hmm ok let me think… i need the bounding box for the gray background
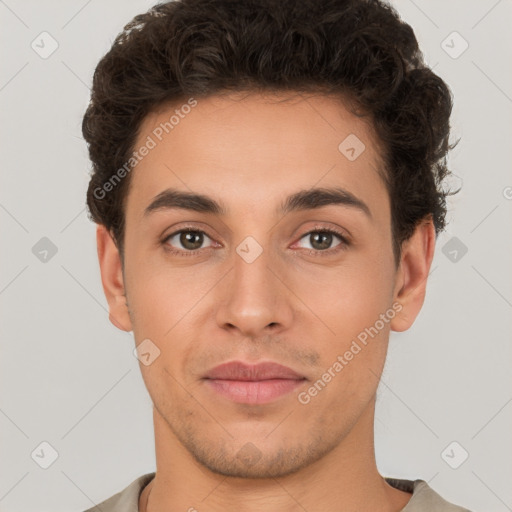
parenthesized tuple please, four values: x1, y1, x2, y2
(1, 1, 511, 511)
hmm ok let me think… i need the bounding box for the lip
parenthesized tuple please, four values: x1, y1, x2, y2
(203, 361, 305, 381)
(202, 361, 307, 404)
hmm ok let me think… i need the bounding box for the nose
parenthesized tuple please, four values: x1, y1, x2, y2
(215, 240, 293, 338)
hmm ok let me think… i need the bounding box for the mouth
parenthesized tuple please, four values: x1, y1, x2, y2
(202, 361, 307, 405)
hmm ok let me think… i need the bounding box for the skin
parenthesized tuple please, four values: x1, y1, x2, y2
(96, 91, 435, 512)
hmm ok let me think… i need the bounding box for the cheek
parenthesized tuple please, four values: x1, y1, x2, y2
(293, 255, 394, 339)
(126, 268, 197, 390)
(294, 265, 393, 411)
(127, 276, 182, 340)
(125, 254, 218, 342)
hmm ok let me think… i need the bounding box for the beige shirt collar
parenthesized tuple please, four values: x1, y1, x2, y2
(83, 472, 472, 512)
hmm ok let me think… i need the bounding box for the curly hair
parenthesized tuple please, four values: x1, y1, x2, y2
(83, 0, 458, 263)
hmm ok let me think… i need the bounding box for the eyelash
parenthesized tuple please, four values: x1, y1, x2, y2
(161, 225, 350, 258)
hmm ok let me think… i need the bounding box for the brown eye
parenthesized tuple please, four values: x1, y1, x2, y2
(164, 230, 213, 251)
(297, 230, 344, 252)
(310, 232, 334, 250)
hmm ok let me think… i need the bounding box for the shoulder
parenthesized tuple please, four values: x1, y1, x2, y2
(385, 477, 473, 512)
(82, 472, 155, 512)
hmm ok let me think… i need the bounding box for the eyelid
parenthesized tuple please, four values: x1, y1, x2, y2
(300, 224, 350, 243)
(161, 221, 216, 240)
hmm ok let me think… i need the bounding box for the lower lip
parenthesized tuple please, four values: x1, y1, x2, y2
(204, 378, 306, 404)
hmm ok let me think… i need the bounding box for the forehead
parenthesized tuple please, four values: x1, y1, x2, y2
(126, 92, 388, 218)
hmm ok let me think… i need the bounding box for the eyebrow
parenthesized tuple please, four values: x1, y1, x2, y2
(143, 186, 372, 219)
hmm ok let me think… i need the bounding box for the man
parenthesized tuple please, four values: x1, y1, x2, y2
(82, 0, 470, 510)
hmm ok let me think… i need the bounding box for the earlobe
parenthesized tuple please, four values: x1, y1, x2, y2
(96, 224, 133, 332)
(390, 218, 436, 333)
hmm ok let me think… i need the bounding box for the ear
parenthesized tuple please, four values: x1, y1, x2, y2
(390, 217, 436, 332)
(96, 224, 133, 332)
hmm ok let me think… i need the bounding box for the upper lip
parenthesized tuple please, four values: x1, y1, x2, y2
(203, 361, 306, 381)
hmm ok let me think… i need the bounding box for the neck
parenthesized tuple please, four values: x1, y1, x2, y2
(140, 396, 411, 512)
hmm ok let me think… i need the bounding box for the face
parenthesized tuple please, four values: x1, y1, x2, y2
(98, 91, 432, 479)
